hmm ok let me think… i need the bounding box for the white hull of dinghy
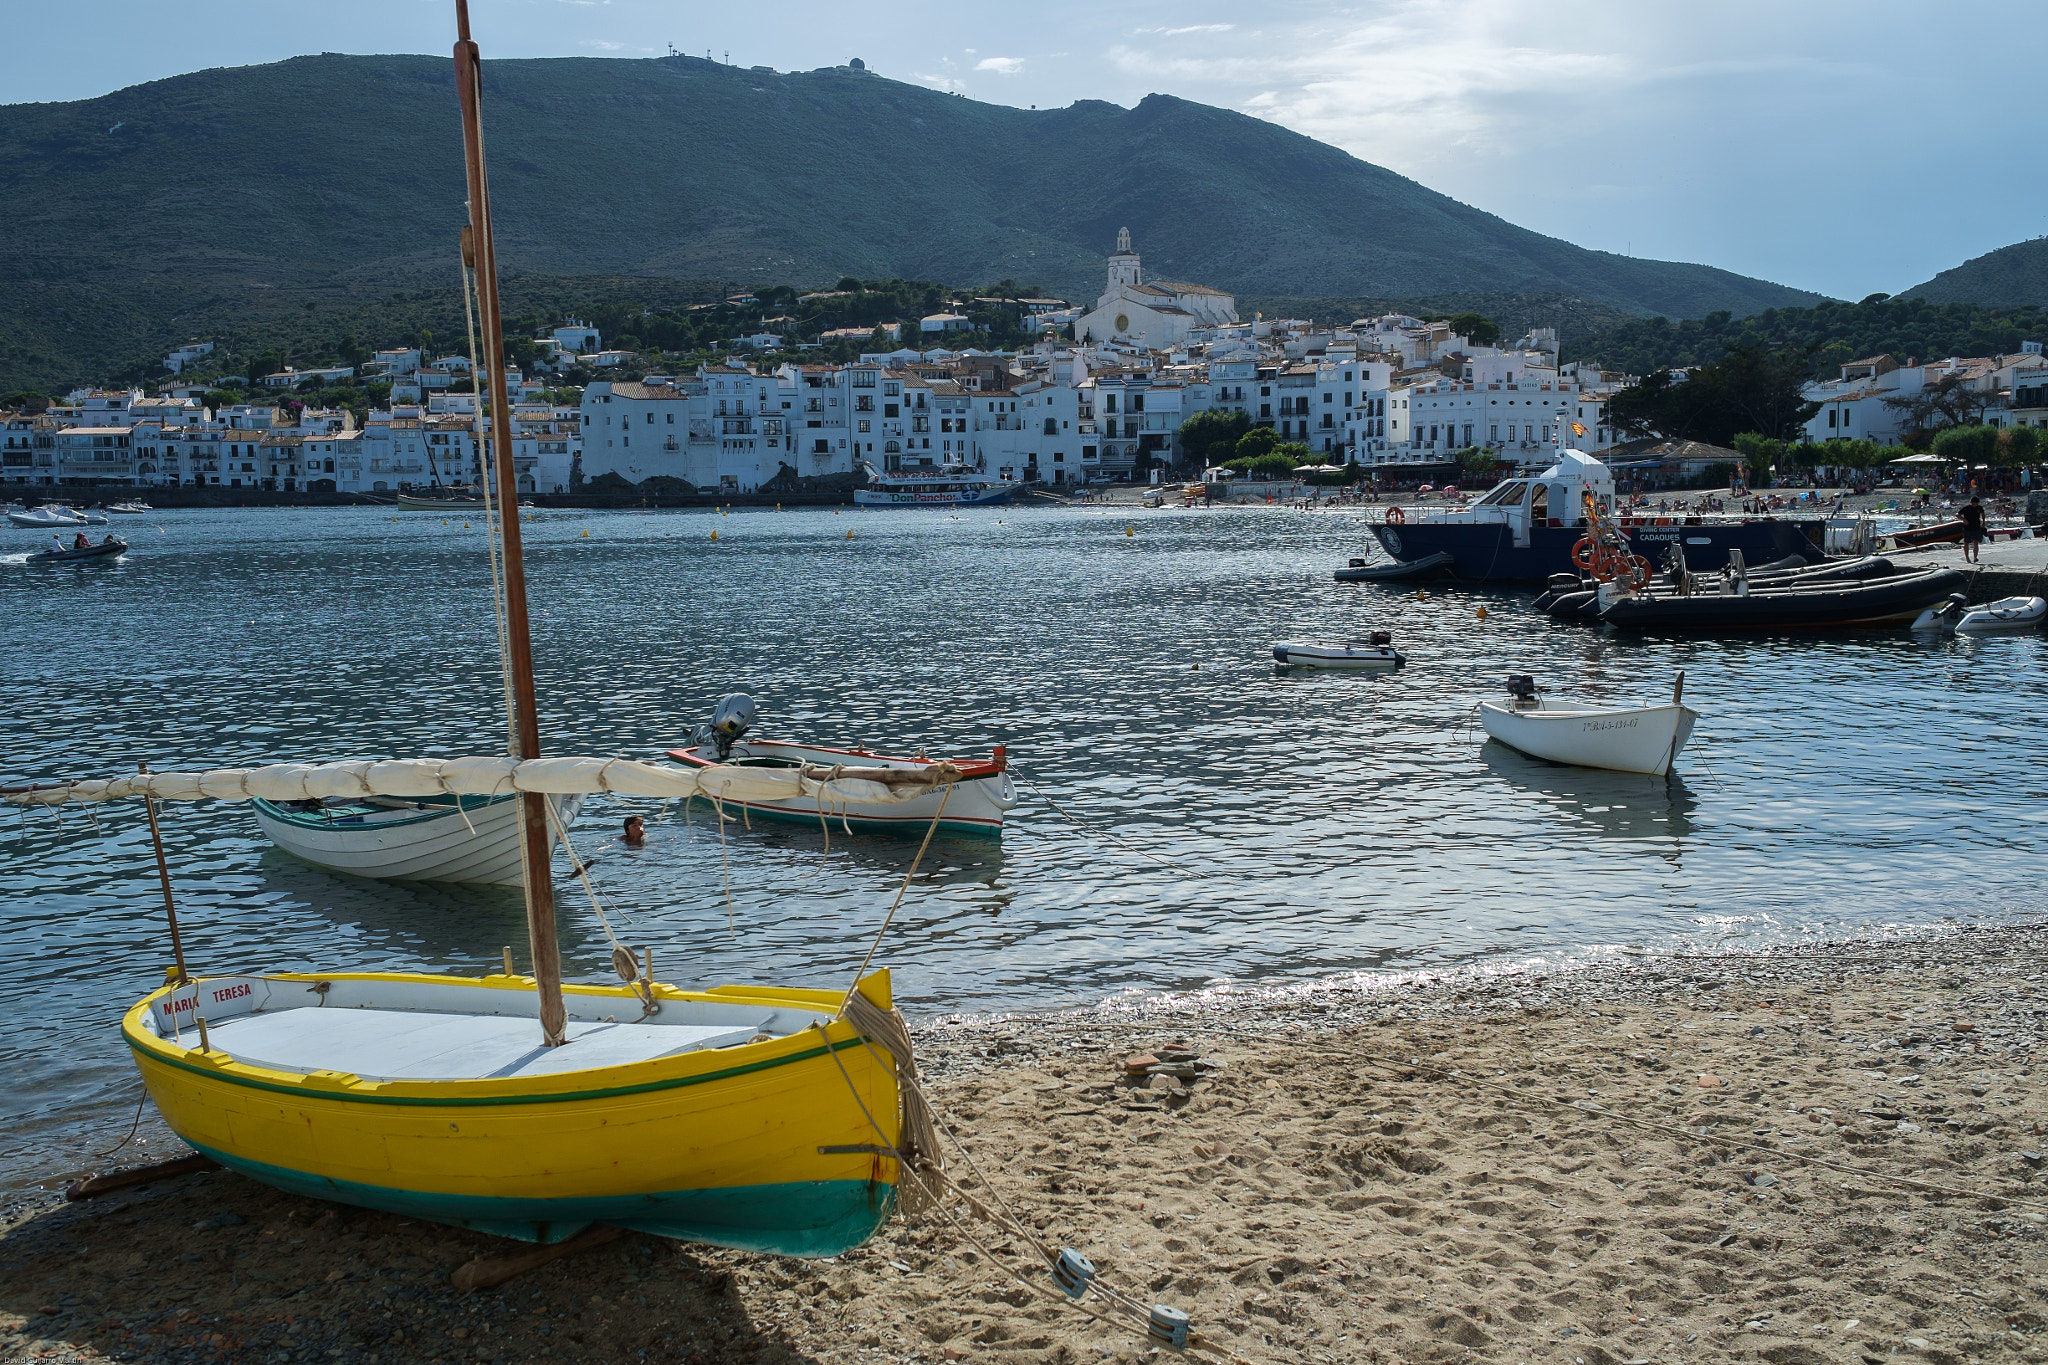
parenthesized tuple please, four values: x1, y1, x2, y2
(1478, 700, 1698, 776)
(253, 794, 583, 886)
(667, 740, 1015, 834)
(1272, 641, 1406, 669)
(1956, 595, 2047, 634)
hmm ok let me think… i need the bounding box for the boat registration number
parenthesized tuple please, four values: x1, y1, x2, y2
(1580, 718, 1638, 731)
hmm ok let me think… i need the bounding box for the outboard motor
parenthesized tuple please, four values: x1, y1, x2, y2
(702, 693, 756, 761)
(1368, 630, 1393, 647)
(1505, 673, 1539, 707)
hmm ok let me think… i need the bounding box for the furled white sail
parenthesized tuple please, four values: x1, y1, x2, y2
(2, 757, 948, 809)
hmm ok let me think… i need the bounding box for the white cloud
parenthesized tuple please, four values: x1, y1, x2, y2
(1131, 24, 1234, 36)
(914, 71, 968, 92)
(974, 56, 1024, 74)
(582, 39, 626, 51)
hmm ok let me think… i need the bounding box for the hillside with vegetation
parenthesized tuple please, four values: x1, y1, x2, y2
(1901, 239, 2048, 307)
(0, 52, 1824, 391)
(1572, 296, 2048, 379)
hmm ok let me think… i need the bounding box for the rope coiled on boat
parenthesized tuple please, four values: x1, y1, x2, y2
(838, 989, 943, 1214)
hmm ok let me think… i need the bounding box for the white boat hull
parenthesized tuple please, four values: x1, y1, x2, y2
(1956, 595, 2046, 634)
(1478, 700, 1699, 777)
(8, 508, 84, 527)
(852, 485, 1013, 507)
(1272, 640, 1406, 669)
(669, 740, 1015, 833)
(253, 794, 583, 886)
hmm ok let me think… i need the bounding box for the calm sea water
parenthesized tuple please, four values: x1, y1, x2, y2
(1, 502, 2042, 1185)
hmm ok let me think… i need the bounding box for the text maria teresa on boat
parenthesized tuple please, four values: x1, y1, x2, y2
(1369, 451, 1823, 581)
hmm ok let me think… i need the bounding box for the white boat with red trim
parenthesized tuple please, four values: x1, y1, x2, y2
(667, 695, 1015, 835)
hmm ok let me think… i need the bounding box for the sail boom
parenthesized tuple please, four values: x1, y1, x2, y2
(2, 758, 952, 809)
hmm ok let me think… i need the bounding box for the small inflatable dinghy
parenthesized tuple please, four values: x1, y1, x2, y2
(1912, 593, 2046, 634)
(1957, 595, 2046, 634)
(1272, 632, 1406, 669)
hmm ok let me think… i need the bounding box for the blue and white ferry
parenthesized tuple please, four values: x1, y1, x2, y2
(1369, 450, 1826, 581)
(853, 462, 1016, 508)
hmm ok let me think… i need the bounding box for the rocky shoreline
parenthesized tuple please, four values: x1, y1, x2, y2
(2, 922, 2043, 1365)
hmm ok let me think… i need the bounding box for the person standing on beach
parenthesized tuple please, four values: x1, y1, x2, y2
(1960, 496, 1986, 563)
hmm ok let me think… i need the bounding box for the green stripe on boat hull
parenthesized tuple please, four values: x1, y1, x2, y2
(187, 1141, 896, 1254)
(724, 799, 1001, 838)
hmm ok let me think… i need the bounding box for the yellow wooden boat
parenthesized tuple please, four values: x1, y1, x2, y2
(0, 4, 947, 1263)
(127, 968, 904, 1252)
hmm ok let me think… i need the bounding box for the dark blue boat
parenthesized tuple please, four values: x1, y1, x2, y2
(1366, 452, 1823, 582)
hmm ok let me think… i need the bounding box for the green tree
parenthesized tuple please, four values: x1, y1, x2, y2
(1229, 451, 1299, 478)
(202, 388, 239, 412)
(1446, 313, 1500, 347)
(1233, 426, 1280, 462)
(1456, 446, 1501, 481)
(1998, 425, 2042, 467)
(1608, 345, 1818, 445)
(1930, 424, 1999, 467)
(1175, 409, 1250, 470)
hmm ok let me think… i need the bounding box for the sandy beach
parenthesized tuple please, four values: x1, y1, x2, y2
(3, 924, 2043, 1365)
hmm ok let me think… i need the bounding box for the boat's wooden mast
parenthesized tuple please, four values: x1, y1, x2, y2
(454, 0, 567, 1047)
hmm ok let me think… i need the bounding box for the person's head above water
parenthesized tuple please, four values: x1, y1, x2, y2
(621, 815, 646, 844)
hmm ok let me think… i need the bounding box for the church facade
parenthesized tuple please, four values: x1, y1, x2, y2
(1073, 229, 1239, 350)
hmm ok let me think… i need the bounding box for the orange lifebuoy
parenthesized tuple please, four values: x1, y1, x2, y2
(1570, 537, 1598, 570)
(1385, 506, 1406, 524)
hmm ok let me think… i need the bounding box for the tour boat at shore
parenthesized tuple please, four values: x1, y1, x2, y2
(853, 462, 1015, 508)
(1366, 451, 1825, 582)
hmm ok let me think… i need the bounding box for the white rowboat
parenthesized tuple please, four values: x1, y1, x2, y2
(1478, 694, 1699, 776)
(668, 739, 1015, 835)
(1271, 638, 1407, 669)
(253, 791, 584, 886)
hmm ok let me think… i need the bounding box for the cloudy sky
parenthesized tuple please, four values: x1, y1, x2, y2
(12, 0, 2036, 302)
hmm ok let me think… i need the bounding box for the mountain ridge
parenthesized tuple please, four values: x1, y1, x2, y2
(0, 53, 1827, 390)
(1900, 238, 2048, 307)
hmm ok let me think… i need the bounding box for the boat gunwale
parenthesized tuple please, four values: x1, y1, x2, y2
(252, 791, 518, 831)
(123, 970, 883, 1107)
(666, 740, 1005, 780)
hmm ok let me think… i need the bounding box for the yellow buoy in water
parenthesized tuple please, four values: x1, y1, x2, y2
(1476, 606, 1488, 620)
(711, 529, 719, 541)
(846, 529, 854, 540)
(1126, 526, 1135, 537)
(581, 529, 590, 537)
(1416, 590, 1430, 601)
(463, 522, 471, 529)
(442, 519, 449, 526)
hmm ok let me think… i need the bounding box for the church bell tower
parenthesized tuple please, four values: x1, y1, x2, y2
(1106, 226, 1141, 291)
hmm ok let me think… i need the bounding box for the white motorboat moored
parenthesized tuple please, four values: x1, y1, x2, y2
(1272, 632, 1406, 669)
(253, 791, 584, 885)
(8, 506, 86, 528)
(668, 695, 1015, 834)
(1477, 673, 1699, 777)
